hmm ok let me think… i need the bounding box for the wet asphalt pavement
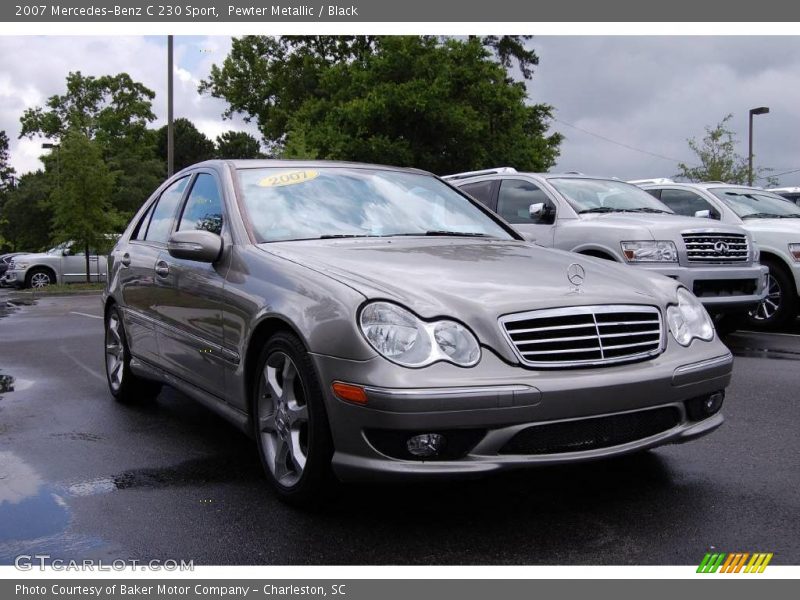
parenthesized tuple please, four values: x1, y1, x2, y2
(0, 289, 798, 565)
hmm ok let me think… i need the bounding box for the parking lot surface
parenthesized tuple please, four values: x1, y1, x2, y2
(0, 289, 798, 565)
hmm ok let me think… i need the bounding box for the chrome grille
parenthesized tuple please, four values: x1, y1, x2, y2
(682, 232, 749, 263)
(500, 305, 663, 368)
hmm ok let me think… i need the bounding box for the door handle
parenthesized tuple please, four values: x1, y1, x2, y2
(120, 253, 131, 268)
(154, 260, 170, 278)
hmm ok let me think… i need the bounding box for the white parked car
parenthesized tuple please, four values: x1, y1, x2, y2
(2, 241, 110, 288)
(638, 181, 800, 327)
(768, 187, 800, 206)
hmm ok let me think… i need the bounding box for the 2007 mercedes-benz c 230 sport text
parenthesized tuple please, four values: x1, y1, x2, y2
(103, 160, 733, 503)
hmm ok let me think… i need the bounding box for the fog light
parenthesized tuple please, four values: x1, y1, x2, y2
(406, 433, 445, 458)
(685, 390, 724, 421)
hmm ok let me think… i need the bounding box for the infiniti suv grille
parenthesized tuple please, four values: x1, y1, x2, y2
(682, 232, 749, 263)
(500, 305, 663, 368)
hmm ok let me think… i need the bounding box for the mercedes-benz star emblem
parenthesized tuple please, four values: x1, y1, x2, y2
(567, 263, 586, 287)
(714, 241, 730, 255)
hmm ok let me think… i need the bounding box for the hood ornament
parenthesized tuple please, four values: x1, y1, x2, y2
(567, 263, 586, 293)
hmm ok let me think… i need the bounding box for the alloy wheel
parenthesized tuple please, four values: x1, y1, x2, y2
(105, 313, 125, 392)
(30, 272, 51, 288)
(750, 272, 782, 321)
(257, 351, 309, 488)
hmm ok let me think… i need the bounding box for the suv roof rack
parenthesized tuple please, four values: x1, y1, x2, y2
(627, 178, 674, 185)
(441, 167, 517, 181)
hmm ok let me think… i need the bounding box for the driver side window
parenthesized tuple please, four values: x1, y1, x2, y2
(659, 189, 720, 219)
(497, 179, 556, 225)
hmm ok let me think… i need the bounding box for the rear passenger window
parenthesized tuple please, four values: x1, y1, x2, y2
(132, 203, 155, 241)
(460, 180, 495, 207)
(144, 177, 190, 243)
(659, 189, 719, 219)
(178, 174, 224, 235)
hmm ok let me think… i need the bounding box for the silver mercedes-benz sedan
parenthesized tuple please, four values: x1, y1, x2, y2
(103, 160, 732, 503)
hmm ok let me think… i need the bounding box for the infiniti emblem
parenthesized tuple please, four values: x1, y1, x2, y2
(713, 241, 730, 255)
(567, 263, 586, 287)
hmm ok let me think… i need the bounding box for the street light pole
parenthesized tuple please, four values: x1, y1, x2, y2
(748, 106, 770, 186)
(167, 35, 175, 177)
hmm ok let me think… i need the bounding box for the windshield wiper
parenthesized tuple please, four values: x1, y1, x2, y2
(578, 207, 619, 214)
(318, 234, 376, 239)
(619, 207, 673, 214)
(741, 212, 783, 219)
(385, 231, 494, 238)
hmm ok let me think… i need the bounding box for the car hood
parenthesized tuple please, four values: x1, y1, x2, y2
(6, 252, 54, 264)
(262, 237, 678, 320)
(580, 213, 746, 238)
(740, 219, 800, 247)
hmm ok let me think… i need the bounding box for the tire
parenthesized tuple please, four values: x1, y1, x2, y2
(747, 260, 799, 329)
(26, 267, 54, 289)
(252, 331, 335, 505)
(104, 305, 162, 403)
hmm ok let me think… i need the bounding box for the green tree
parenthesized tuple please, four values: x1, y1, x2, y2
(157, 118, 216, 171)
(677, 114, 775, 185)
(199, 35, 562, 173)
(0, 170, 54, 252)
(19, 72, 162, 219)
(216, 130, 262, 159)
(0, 130, 15, 190)
(49, 131, 119, 282)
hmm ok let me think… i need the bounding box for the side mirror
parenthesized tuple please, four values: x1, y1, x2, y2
(62, 248, 72, 256)
(167, 230, 223, 263)
(694, 209, 711, 218)
(529, 203, 545, 218)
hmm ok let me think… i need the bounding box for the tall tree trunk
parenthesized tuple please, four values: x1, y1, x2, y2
(85, 241, 91, 283)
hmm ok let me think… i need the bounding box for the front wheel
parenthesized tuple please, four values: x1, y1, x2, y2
(253, 332, 335, 504)
(747, 261, 798, 329)
(26, 268, 54, 288)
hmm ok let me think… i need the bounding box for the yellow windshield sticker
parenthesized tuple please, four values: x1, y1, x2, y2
(258, 170, 320, 188)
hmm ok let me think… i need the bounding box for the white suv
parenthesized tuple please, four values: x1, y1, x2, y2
(768, 187, 800, 206)
(638, 181, 800, 328)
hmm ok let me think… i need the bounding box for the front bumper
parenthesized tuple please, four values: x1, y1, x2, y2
(312, 340, 733, 482)
(636, 263, 768, 311)
(0, 270, 23, 288)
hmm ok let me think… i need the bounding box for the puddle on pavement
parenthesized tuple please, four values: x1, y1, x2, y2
(0, 298, 35, 320)
(62, 454, 261, 498)
(0, 451, 108, 563)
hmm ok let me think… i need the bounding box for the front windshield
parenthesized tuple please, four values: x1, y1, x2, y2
(237, 167, 514, 242)
(709, 188, 800, 219)
(46, 241, 70, 254)
(548, 178, 674, 214)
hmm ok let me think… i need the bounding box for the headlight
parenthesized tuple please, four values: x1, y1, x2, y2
(753, 244, 760, 262)
(788, 243, 800, 262)
(666, 288, 714, 346)
(11, 262, 27, 269)
(359, 301, 481, 367)
(621, 241, 678, 262)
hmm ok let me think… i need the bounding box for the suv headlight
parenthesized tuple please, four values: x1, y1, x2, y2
(10, 261, 27, 269)
(359, 301, 481, 367)
(788, 243, 800, 261)
(666, 288, 714, 346)
(621, 241, 678, 262)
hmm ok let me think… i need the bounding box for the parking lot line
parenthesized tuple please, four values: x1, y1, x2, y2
(70, 311, 102, 320)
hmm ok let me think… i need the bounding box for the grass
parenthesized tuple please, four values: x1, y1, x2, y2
(10, 282, 105, 296)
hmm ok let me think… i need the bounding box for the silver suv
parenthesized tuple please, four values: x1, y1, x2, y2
(104, 160, 732, 503)
(2, 241, 110, 288)
(447, 169, 767, 320)
(638, 181, 800, 327)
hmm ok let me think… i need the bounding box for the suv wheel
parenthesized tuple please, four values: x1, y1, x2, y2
(747, 260, 798, 329)
(26, 268, 54, 288)
(105, 305, 162, 403)
(253, 332, 335, 504)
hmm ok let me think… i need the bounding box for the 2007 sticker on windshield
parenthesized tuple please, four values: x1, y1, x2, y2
(259, 170, 320, 187)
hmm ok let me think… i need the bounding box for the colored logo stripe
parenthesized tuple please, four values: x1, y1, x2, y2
(697, 552, 773, 573)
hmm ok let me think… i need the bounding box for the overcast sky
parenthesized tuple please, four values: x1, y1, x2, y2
(1, 35, 799, 186)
